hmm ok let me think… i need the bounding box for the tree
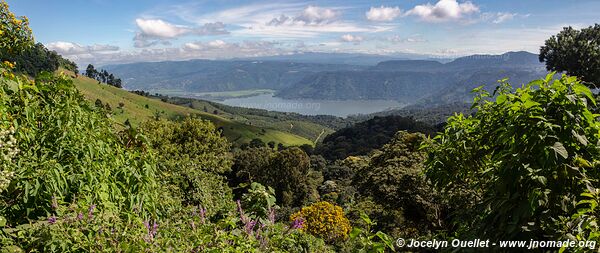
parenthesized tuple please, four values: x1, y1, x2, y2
(232, 147, 322, 209)
(85, 64, 97, 79)
(140, 118, 234, 214)
(540, 24, 600, 87)
(426, 74, 600, 241)
(249, 138, 265, 148)
(94, 98, 103, 108)
(354, 131, 444, 236)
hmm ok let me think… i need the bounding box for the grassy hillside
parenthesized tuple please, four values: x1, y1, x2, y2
(70, 73, 313, 147)
(155, 97, 337, 142)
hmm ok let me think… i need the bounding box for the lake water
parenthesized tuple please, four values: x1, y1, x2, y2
(215, 94, 406, 117)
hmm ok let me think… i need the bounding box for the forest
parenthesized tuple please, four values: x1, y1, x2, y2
(1, 1, 600, 252)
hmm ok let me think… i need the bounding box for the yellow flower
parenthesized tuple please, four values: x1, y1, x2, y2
(290, 201, 351, 242)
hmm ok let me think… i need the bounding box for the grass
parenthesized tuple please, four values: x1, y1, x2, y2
(69, 73, 313, 147)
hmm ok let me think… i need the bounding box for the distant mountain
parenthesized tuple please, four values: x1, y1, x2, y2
(277, 71, 451, 102)
(104, 60, 364, 92)
(278, 51, 546, 102)
(239, 52, 456, 65)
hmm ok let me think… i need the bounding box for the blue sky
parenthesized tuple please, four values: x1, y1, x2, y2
(7, 0, 600, 66)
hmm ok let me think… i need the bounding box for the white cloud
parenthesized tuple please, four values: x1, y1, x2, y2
(405, 0, 479, 23)
(207, 39, 227, 48)
(295, 5, 340, 24)
(493, 12, 516, 24)
(340, 34, 364, 43)
(365, 6, 403, 22)
(135, 19, 188, 38)
(165, 3, 386, 39)
(133, 18, 228, 48)
(387, 35, 427, 43)
(46, 41, 119, 55)
(266, 5, 340, 26)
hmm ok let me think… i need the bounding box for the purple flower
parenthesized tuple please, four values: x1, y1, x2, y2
(51, 196, 58, 209)
(244, 220, 257, 235)
(48, 215, 57, 225)
(199, 206, 207, 224)
(291, 218, 305, 229)
(268, 208, 276, 224)
(143, 220, 159, 242)
(88, 204, 96, 219)
(76, 212, 83, 221)
(152, 222, 158, 236)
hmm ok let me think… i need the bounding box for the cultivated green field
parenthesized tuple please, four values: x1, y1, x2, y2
(71, 73, 313, 147)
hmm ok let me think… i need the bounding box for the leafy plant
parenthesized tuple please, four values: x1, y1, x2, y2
(241, 182, 278, 224)
(342, 213, 395, 253)
(425, 74, 600, 241)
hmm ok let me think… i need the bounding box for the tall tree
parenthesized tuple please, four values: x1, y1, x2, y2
(540, 24, 600, 88)
(85, 64, 96, 79)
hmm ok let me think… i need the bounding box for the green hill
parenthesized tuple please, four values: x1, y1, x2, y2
(71, 73, 313, 147)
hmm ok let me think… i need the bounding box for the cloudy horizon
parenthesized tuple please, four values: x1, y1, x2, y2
(8, 0, 600, 66)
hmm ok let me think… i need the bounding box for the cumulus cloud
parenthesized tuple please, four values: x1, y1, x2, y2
(46, 41, 119, 55)
(340, 34, 364, 43)
(266, 5, 340, 26)
(133, 18, 229, 48)
(405, 0, 479, 22)
(365, 6, 403, 22)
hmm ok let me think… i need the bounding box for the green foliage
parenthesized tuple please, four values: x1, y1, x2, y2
(0, 1, 33, 58)
(316, 115, 437, 161)
(340, 213, 396, 253)
(241, 182, 278, 224)
(3, 204, 334, 253)
(1, 43, 77, 76)
(540, 24, 600, 87)
(0, 71, 161, 225)
(425, 74, 600, 241)
(354, 131, 445, 236)
(232, 147, 322, 209)
(140, 118, 234, 216)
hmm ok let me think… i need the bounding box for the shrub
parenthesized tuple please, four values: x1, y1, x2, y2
(0, 71, 162, 225)
(290, 201, 351, 242)
(425, 74, 600, 241)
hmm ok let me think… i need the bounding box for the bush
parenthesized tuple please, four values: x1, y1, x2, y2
(0, 71, 162, 225)
(290, 201, 351, 242)
(426, 74, 600, 241)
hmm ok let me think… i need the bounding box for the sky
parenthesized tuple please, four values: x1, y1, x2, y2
(6, 0, 600, 66)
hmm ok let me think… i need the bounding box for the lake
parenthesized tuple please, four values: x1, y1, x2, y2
(215, 93, 406, 117)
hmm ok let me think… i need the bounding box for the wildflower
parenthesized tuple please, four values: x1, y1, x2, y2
(199, 206, 206, 224)
(143, 220, 159, 242)
(245, 220, 257, 235)
(76, 212, 83, 221)
(268, 207, 276, 224)
(88, 204, 96, 219)
(291, 217, 305, 229)
(51, 196, 58, 209)
(48, 215, 57, 225)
